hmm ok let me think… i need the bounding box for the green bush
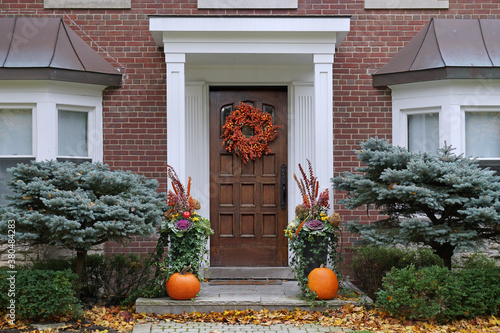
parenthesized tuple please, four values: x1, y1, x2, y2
(460, 252, 499, 270)
(351, 245, 443, 300)
(26, 253, 153, 305)
(450, 268, 500, 318)
(376, 265, 452, 320)
(100, 253, 153, 305)
(30, 257, 73, 271)
(376, 265, 500, 321)
(0, 268, 82, 321)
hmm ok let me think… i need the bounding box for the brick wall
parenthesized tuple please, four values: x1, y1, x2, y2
(2, 0, 500, 265)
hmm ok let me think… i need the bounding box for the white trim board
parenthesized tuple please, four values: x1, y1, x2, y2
(44, 0, 131, 8)
(365, 0, 449, 9)
(198, 0, 298, 9)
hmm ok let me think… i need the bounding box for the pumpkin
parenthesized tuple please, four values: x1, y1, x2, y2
(166, 265, 201, 300)
(307, 264, 339, 300)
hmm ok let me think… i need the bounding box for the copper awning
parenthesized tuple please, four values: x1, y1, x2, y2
(372, 18, 500, 87)
(0, 17, 122, 86)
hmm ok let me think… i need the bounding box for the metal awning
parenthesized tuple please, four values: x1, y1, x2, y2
(0, 17, 122, 86)
(372, 18, 500, 87)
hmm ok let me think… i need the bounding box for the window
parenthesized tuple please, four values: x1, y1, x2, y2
(465, 111, 500, 158)
(0, 109, 32, 156)
(0, 108, 35, 206)
(58, 110, 89, 159)
(364, 0, 449, 9)
(408, 112, 439, 153)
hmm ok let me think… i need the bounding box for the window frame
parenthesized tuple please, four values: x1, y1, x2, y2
(399, 107, 441, 152)
(56, 105, 95, 161)
(461, 106, 500, 161)
(0, 104, 36, 206)
(0, 104, 36, 159)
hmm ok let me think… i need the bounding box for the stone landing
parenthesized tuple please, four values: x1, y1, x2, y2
(135, 280, 370, 315)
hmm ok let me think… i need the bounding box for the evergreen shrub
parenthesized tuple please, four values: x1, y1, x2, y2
(376, 265, 500, 321)
(99, 253, 153, 305)
(451, 267, 500, 318)
(333, 138, 500, 269)
(351, 245, 443, 300)
(460, 252, 499, 270)
(27, 253, 152, 305)
(0, 160, 167, 295)
(0, 268, 82, 321)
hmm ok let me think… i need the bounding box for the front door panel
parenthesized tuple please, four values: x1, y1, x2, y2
(209, 87, 288, 267)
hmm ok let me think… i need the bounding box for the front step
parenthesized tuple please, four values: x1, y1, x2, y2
(135, 281, 369, 315)
(202, 267, 294, 280)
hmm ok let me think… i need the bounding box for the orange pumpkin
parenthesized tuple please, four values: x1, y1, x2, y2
(166, 267, 200, 300)
(307, 264, 339, 300)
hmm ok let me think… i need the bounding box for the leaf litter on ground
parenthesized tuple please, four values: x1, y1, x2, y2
(1, 304, 499, 333)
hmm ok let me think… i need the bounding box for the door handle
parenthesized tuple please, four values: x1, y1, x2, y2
(280, 164, 287, 211)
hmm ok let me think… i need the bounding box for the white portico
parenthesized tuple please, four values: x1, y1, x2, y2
(149, 15, 350, 225)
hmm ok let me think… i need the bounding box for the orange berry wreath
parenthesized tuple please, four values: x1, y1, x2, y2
(221, 102, 281, 164)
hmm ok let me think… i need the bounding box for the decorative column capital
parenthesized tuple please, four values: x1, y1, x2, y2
(313, 54, 334, 64)
(165, 53, 186, 63)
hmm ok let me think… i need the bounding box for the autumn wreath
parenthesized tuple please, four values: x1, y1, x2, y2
(221, 102, 281, 163)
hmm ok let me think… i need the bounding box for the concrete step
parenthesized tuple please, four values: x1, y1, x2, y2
(135, 281, 371, 315)
(202, 267, 295, 280)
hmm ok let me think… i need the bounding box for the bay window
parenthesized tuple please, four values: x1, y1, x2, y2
(0, 81, 104, 206)
(391, 80, 500, 174)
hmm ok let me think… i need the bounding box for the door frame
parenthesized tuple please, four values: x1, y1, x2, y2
(184, 80, 322, 267)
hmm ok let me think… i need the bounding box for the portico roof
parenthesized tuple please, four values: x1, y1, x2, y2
(372, 18, 500, 87)
(149, 16, 350, 66)
(0, 17, 122, 86)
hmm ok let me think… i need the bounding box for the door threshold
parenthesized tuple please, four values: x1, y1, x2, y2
(203, 267, 294, 280)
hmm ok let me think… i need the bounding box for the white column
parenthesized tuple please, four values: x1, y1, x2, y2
(290, 82, 314, 210)
(36, 102, 57, 161)
(185, 81, 210, 217)
(166, 53, 186, 181)
(313, 54, 334, 202)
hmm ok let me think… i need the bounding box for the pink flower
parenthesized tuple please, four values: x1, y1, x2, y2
(305, 219, 324, 230)
(175, 219, 192, 231)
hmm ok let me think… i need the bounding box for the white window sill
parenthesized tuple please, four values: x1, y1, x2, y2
(198, 0, 298, 9)
(365, 0, 449, 9)
(44, 0, 131, 9)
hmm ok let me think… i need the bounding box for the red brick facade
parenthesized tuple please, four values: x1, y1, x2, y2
(2, 0, 499, 263)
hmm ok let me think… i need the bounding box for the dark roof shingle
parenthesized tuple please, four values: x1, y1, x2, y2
(0, 17, 122, 86)
(372, 18, 500, 87)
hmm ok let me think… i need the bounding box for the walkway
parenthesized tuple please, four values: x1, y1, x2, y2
(134, 322, 350, 332)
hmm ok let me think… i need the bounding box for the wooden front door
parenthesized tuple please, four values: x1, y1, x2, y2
(209, 87, 288, 267)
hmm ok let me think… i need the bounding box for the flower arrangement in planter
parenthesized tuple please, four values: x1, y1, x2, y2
(284, 160, 342, 302)
(157, 165, 214, 298)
